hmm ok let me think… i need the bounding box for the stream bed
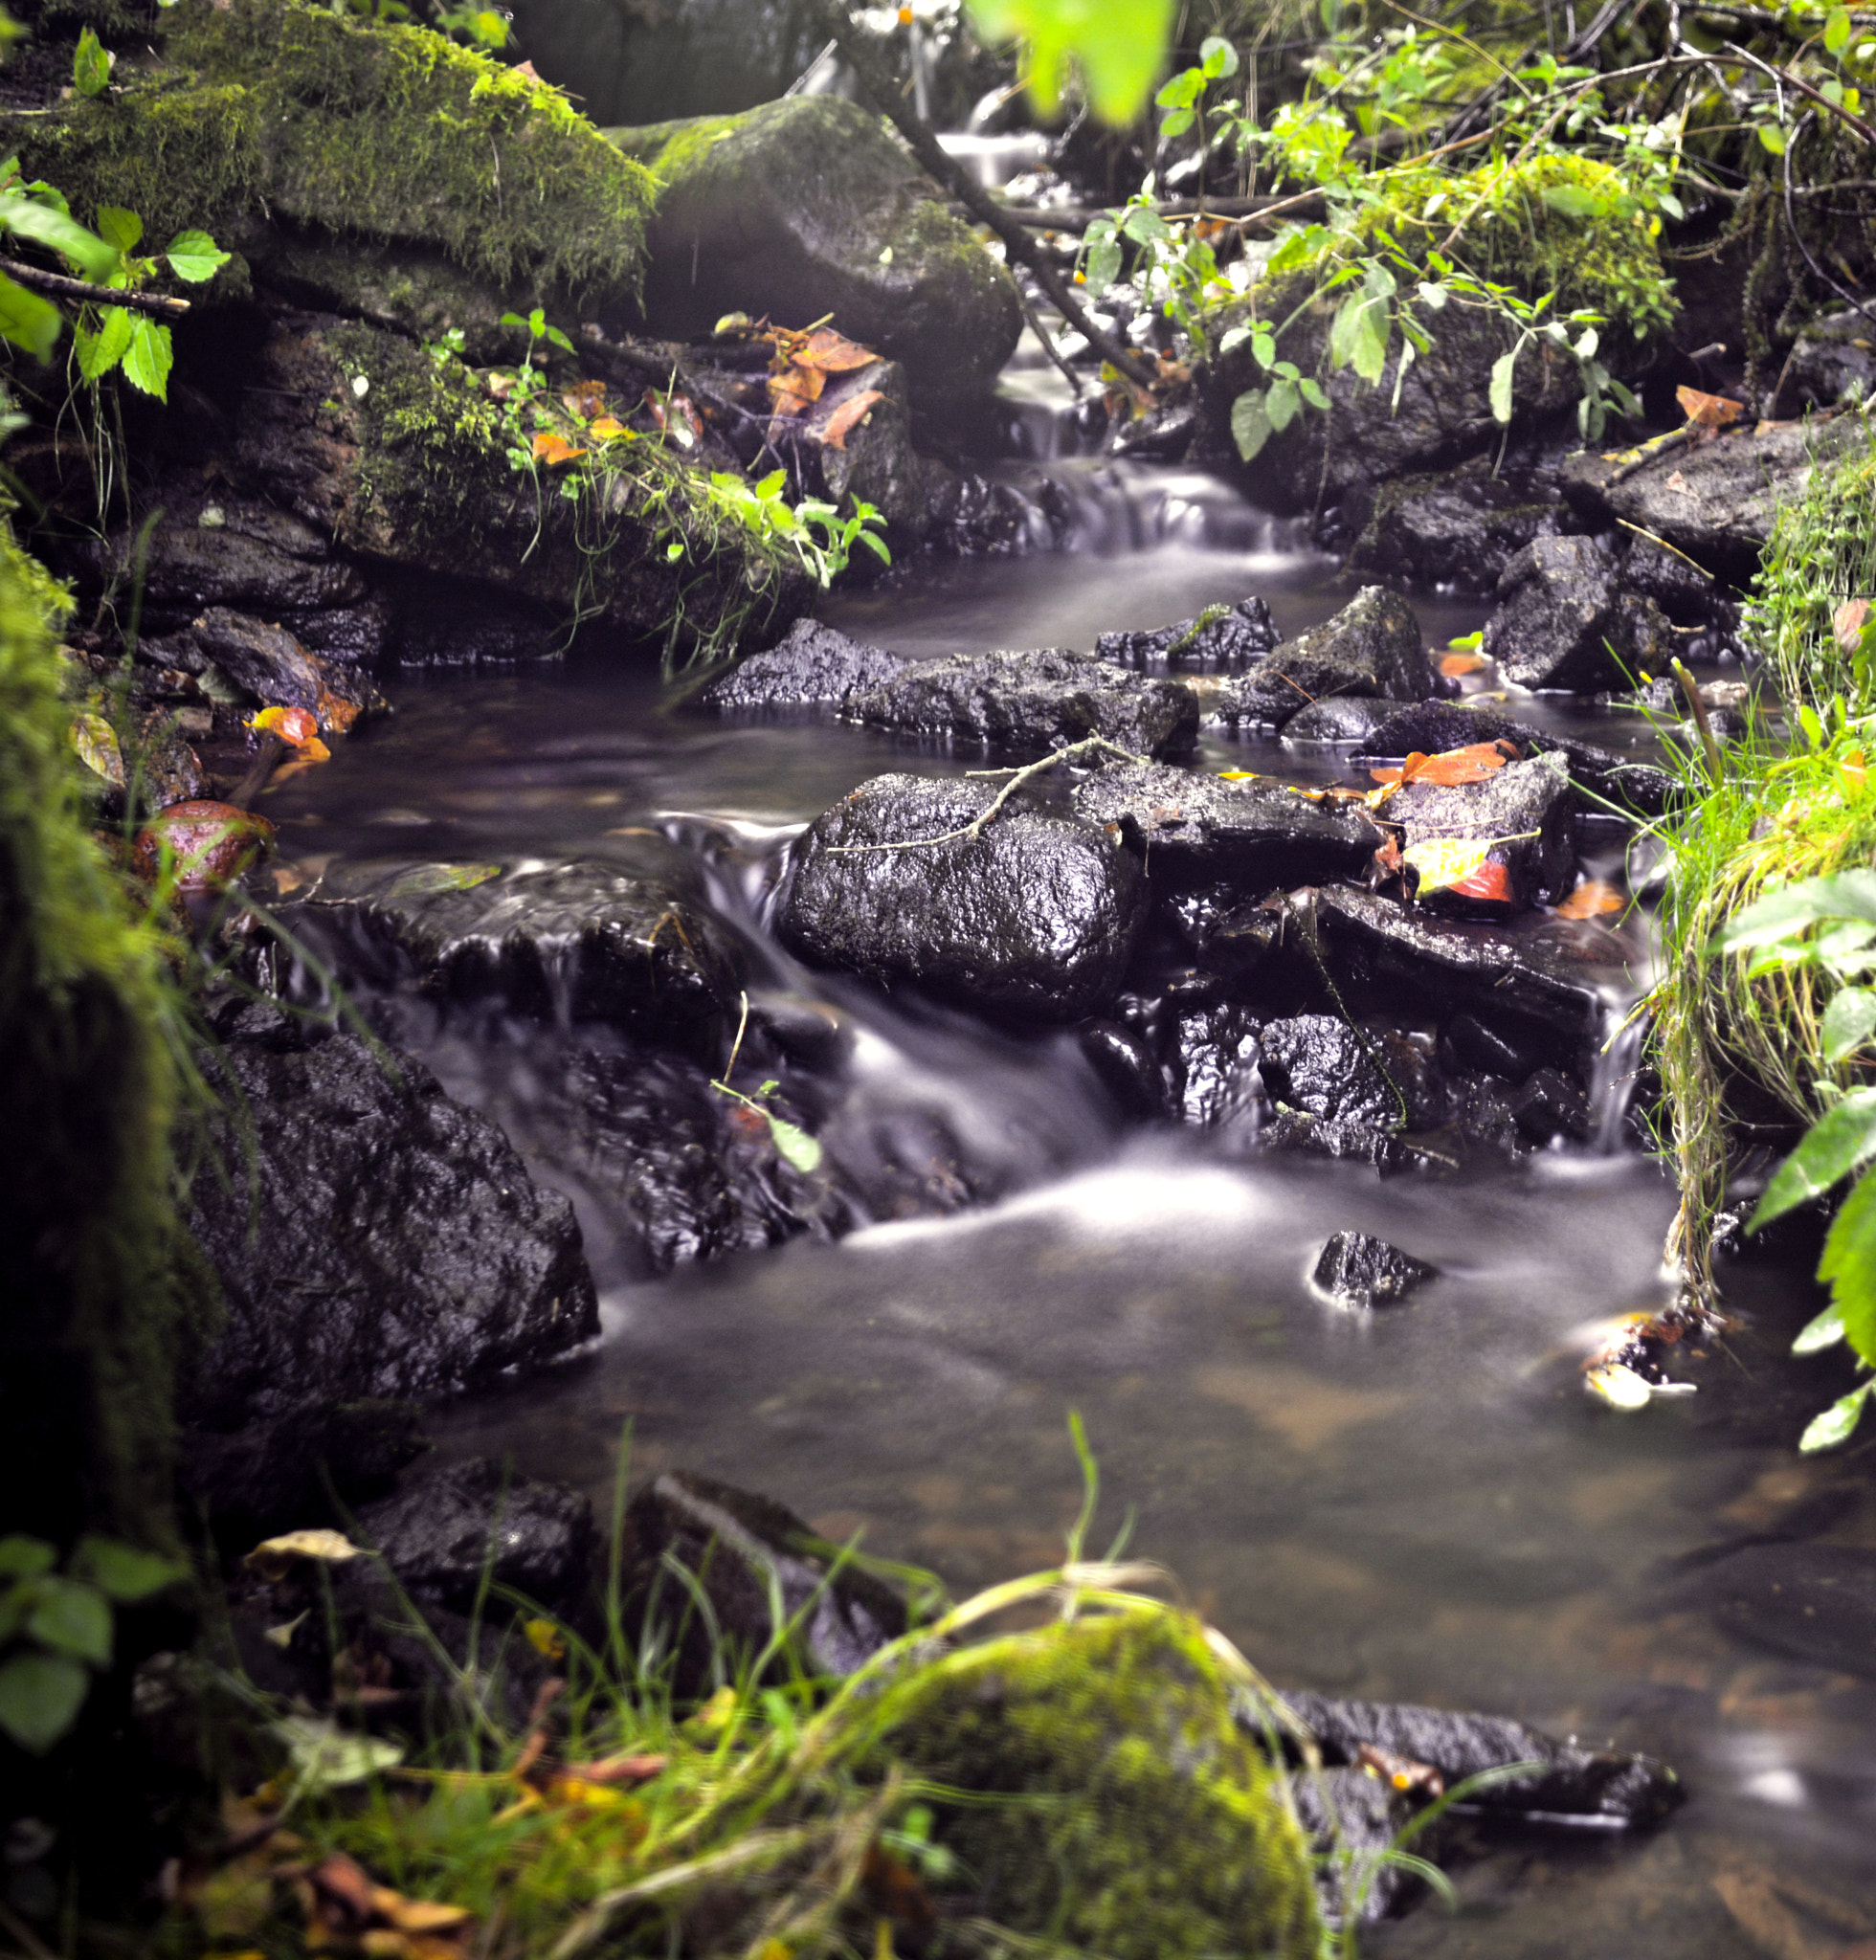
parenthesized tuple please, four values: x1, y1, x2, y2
(257, 460, 1876, 1958)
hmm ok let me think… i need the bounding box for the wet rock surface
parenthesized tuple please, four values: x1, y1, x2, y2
(1393, 750, 1576, 909)
(699, 618, 911, 711)
(178, 1397, 431, 1537)
(292, 858, 744, 1044)
(780, 773, 1149, 1019)
(1290, 1770, 1419, 1921)
(1259, 1015, 1402, 1130)
(1279, 1690, 1683, 1825)
(1095, 596, 1280, 672)
(1071, 759, 1379, 891)
(1213, 587, 1434, 725)
(1280, 696, 1403, 745)
(623, 1469, 910, 1684)
(1484, 535, 1670, 692)
(184, 1005, 599, 1434)
(1312, 1230, 1437, 1308)
(353, 1457, 597, 1618)
(851, 647, 1199, 760)
(612, 96, 1021, 405)
(1344, 454, 1574, 592)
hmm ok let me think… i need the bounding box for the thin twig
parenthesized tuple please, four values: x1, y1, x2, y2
(1016, 285, 1085, 397)
(823, 735, 1150, 855)
(0, 256, 190, 319)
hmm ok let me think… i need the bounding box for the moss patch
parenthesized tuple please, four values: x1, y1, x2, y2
(860, 1606, 1323, 1960)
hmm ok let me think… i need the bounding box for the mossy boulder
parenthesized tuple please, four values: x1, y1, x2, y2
(858, 1606, 1322, 1959)
(233, 317, 810, 657)
(609, 96, 1022, 405)
(5, 0, 658, 316)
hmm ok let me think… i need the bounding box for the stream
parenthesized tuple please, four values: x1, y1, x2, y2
(255, 402, 1876, 1953)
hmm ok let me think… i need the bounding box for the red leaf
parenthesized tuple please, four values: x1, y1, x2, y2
(1447, 857, 1514, 903)
(819, 388, 883, 451)
(1555, 879, 1624, 920)
(1439, 651, 1485, 677)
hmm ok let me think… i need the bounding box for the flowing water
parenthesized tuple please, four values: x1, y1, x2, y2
(258, 419, 1876, 1955)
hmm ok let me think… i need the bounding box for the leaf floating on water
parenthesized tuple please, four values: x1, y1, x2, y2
(383, 862, 502, 899)
(1676, 384, 1744, 429)
(1584, 1362, 1655, 1411)
(1555, 879, 1625, 920)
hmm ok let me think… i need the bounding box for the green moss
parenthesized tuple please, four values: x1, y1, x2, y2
(9, 0, 659, 304)
(606, 112, 742, 181)
(860, 1606, 1323, 1960)
(0, 524, 189, 1552)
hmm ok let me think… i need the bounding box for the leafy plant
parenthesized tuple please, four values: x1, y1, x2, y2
(0, 1534, 184, 1753)
(710, 991, 824, 1173)
(74, 205, 231, 403)
(965, 0, 1177, 124)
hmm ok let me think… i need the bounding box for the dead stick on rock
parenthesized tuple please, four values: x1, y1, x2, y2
(0, 256, 190, 319)
(803, 0, 1161, 393)
(824, 735, 1150, 854)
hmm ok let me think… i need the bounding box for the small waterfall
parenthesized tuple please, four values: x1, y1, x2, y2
(1588, 995, 1651, 1154)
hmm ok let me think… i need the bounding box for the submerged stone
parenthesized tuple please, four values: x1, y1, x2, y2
(1071, 759, 1379, 892)
(864, 1607, 1323, 1960)
(1096, 596, 1280, 672)
(779, 773, 1148, 1020)
(611, 96, 1021, 404)
(699, 617, 910, 712)
(1311, 1230, 1437, 1308)
(1695, 1542, 1876, 1679)
(851, 647, 1198, 761)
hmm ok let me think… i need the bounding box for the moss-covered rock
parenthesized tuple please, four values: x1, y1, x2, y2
(610, 96, 1021, 405)
(5, 0, 657, 313)
(858, 1606, 1323, 1959)
(233, 317, 809, 658)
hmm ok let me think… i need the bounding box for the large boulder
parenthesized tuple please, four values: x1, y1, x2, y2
(1071, 759, 1378, 891)
(184, 1006, 599, 1433)
(1483, 534, 1669, 691)
(611, 97, 1022, 404)
(699, 618, 910, 713)
(851, 648, 1199, 760)
(1213, 587, 1433, 726)
(779, 773, 1149, 1019)
(1344, 455, 1575, 592)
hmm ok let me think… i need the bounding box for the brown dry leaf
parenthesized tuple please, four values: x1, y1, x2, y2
(562, 1751, 668, 1786)
(369, 1890, 473, 1936)
(820, 389, 884, 451)
(1439, 651, 1485, 677)
(310, 1853, 377, 1925)
(1676, 385, 1744, 429)
(1834, 595, 1871, 653)
(1555, 879, 1625, 920)
(790, 326, 877, 372)
(563, 380, 607, 416)
(1372, 833, 1402, 878)
(532, 431, 588, 467)
(1369, 741, 1515, 789)
(767, 365, 825, 416)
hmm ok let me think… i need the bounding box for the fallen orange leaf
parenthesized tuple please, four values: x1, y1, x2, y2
(1676, 385, 1744, 429)
(820, 388, 883, 451)
(251, 704, 320, 746)
(767, 366, 825, 416)
(563, 380, 607, 416)
(789, 326, 877, 373)
(1370, 741, 1516, 789)
(1446, 857, 1514, 904)
(1439, 651, 1485, 677)
(1555, 879, 1624, 920)
(532, 431, 588, 466)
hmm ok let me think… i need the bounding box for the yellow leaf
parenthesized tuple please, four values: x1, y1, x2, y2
(245, 1528, 361, 1580)
(523, 1617, 566, 1659)
(587, 415, 629, 440)
(71, 711, 123, 787)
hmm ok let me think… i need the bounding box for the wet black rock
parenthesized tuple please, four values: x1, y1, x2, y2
(178, 1398, 431, 1537)
(1171, 1001, 1263, 1127)
(353, 1457, 597, 1618)
(295, 858, 743, 1045)
(1167, 890, 1285, 991)
(1290, 1769, 1419, 1921)
(1312, 1230, 1437, 1308)
(1344, 456, 1574, 593)
(1392, 751, 1575, 910)
(1071, 760, 1379, 892)
(1280, 1690, 1683, 1826)
(1559, 412, 1871, 572)
(851, 647, 1198, 761)
(1214, 588, 1434, 726)
(779, 773, 1148, 1020)
(1784, 309, 1876, 412)
(699, 617, 910, 712)
(1261, 1108, 1409, 1169)
(185, 1009, 599, 1433)
(1081, 1019, 1169, 1118)
(1362, 698, 1676, 818)
(1695, 1542, 1876, 1678)
(1311, 886, 1620, 1078)
(1259, 1015, 1399, 1130)
(1484, 535, 1670, 692)
(623, 1470, 910, 1685)
(1508, 1065, 1594, 1145)
(1095, 597, 1280, 672)
(1280, 696, 1402, 745)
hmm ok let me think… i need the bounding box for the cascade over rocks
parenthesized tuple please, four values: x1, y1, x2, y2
(780, 772, 1149, 1019)
(1211, 587, 1435, 726)
(184, 1004, 599, 1436)
(1071, 760, 1380, 891)
(610, 97, 1022, 406)
(1483, 534, 1670, 691)
(850, 648, 1199, 760)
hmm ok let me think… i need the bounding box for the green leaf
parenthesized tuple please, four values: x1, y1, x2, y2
(969, 0, 1179, 124)
(1251, 330, 1276, 368)
(120, 316, 172, 399)
(164, 228, 229, 284)
(1827, 6, 1852, 55)
(72, 26, 110, 97)
(1230, 387, 1272, 461)
(0, 196, 118, 281)
(1818, 1168, 1876, 1365)
(0, 1538, 55, 1582)
(274, 1715, 403, 1790)
(1488, 347, 1518, 424)
(71, 1537, 185, 1604)
(1299, 376, 1330, 411)
(1542, 183, 1603, 220)
(1154, 66, 1203, 109)
(1792, 1303, 1847, 1354)
(1083, 233, 1122, 292)
(0, 275, 61, 362)
(25, 1576, 111, 1665)
(1199, 33, 1239, 77)
(1798, 1379, 1873, 1452)
(1758, 122, 1788, 155)
(1751, 1088, 1876, 1230)
(1265, 375, 1299, 433)
(765, 1112, 824, 1174)
(1120, 202, 1171, 243)
(1417, 279, 1448, 310)
(95, 205, 142, 254)
(1822, 986, 1876, 1062)
(76, 303, 133, 383)
(0, 1653, 89, 1753)
(1711, 870, 1876, 952)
